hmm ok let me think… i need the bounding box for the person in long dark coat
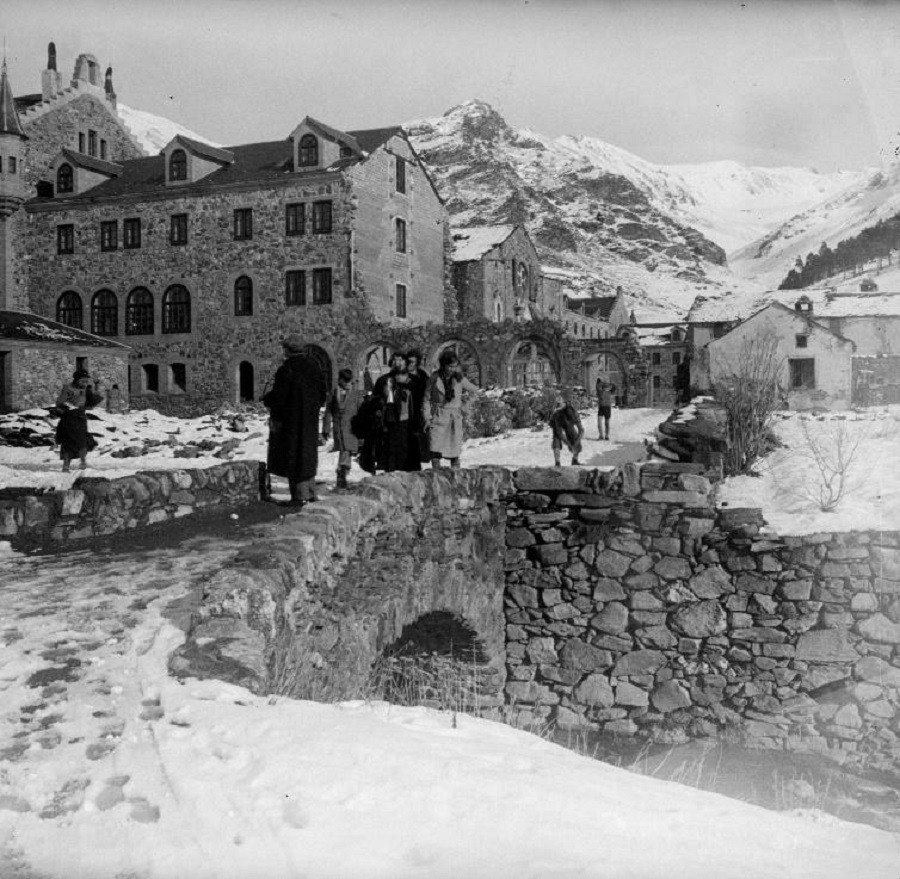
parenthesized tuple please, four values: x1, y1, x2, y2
(405, 349, 430, 471)
(322, 367, 363, 489)
(372, 351, 414, 473)
(55, 368, 103, 471)
(262, 334, 327, 507)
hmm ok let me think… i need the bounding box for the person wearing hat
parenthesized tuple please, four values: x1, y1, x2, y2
(262, 334, 327, 507)
(55, 368, 103, 472)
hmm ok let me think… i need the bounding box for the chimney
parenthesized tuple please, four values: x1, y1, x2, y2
(41, 41, 62, 101)
(104, 65, 116, 109)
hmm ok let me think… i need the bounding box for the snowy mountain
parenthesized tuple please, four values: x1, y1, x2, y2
(404, 100, 869, 315)
(729, 164, 899, 289)
(117, 103, 222, 155)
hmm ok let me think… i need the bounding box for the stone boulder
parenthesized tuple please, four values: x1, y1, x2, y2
(671, 600, 726, 638)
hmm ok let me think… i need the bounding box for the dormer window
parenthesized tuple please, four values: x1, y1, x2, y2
(298, 134, 319, 167)
(169, 149, 187, 182)
(795, 296, 812, 315)
(57, 164, 73, 194)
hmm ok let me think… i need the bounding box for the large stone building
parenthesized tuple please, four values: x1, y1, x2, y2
(0, 46, 138, 409)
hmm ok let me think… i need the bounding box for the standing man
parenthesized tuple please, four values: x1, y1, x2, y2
(263, 334, 327, 507)
(595, 377, 616, 441)
(322, 367, 363, 489)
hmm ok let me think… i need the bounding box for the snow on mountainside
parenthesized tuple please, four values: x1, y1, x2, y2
(117, 103, 222, 154)
(404, 100, 864, 316)
(730, 164, 899, 289)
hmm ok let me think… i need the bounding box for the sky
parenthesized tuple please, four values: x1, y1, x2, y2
(3, 0, 900, 171)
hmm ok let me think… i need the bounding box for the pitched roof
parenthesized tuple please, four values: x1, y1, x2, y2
(170, 134, 234, 165)
(32, 126, 406, 204)
(708, 301, 854, 348)
(451, 224, 516, 261)
(59, 148, 123, 177)
(0, 311, 130, 349)
(0, 61, 26, 138)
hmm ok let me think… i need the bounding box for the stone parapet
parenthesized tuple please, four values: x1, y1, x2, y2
(0, 461, 261, 546)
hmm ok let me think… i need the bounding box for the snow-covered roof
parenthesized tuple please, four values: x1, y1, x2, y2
(0, 310, 130, 349)
(451, 224, 516, 261)
(688, 287, 900, 323)
(634, 325, 686, 346)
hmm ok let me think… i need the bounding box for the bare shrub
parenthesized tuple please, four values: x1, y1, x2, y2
(466, 394, 512, 438)
(793, 416, 869, 512)
(711, 330, 784, 476)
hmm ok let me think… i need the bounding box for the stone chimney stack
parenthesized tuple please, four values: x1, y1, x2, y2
(104, 65, 117, 110)
(41, 41, 62, 101)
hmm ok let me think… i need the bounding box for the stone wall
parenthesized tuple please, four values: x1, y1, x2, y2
(0, 461, 259, 546)
(3, 343, 129, 411)
(155, 461, 900, 771)
(502, 465, 900, 771)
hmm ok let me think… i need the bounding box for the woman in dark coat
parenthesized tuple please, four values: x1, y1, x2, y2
(262, 335, 327, 506)
(55, 368, 103, 472)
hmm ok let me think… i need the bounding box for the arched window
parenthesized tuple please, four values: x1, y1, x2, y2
(234, 276, 253, 316)
(298, 134, 318, 166)
(56, 291, 83, 328)
(91, 289, 118, 336)
(169, 149, 187, 181)
(57, 164, 73, 194)
(162, 285, 191, 333)
(126, 287, 154, 335)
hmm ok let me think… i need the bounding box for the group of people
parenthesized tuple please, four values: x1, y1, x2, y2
(262, 335, 479, 508)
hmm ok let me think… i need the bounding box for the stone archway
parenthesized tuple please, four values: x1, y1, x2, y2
(300, 344, 333, 392)
(430, 338, 483, 385)
(359, 340, 397, 393)
(592, 349, 628, 405)
(507, 335, 559, 388)
(372, 611, 502, 713)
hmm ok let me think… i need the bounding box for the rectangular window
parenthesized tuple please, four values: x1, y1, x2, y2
(88, 130, 97, 157)
(285, 203, 305, 236)
(311, 201, 332, 234)
(170, 213, 188, 246)
(672, 352, 681, 365)
(395, 218, 407, 254)
(78, 132, 85, 153)
(285, 270, 306, 306)
(395, 283, 407, 318)
(395, 156, 406, 194)
(170, 363, 187, 393)
(789, 358, 816, 390)
(233, 208, 253, 240)
(651, 351, 661, 366)
(8, 156, 15, 174)
(795, 334, 809, 348)
(123, 218, 142, 249)
(652, 375, 661, 389)
(142, 363, 159, 394)
(100, 220, 118, 252)
(57, 224, 74, 255)
(100, 139, 108, 160)
(312, 268, 332, 305)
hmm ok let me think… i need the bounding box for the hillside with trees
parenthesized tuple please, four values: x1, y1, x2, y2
(778, 214, 900, 289)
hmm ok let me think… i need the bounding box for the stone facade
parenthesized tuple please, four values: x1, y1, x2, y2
(22, 128, 448, 411)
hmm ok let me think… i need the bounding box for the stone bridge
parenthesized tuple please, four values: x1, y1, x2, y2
(175, 466, 900, 773)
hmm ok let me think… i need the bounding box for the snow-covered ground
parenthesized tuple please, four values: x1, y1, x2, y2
(1, 529, 896, 879)
(2, 404, 899, 878)
(715, 407, 900, 535)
